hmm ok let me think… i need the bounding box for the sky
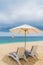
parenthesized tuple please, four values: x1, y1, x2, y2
(0, 0, 43, 36)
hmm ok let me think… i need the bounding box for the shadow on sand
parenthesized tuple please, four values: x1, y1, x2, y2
(2, 55, 39, 65)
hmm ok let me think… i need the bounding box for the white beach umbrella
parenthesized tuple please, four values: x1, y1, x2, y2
(10, 24, 41, 49)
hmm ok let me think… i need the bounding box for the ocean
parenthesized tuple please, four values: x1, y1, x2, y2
(0, 36, 43, 44)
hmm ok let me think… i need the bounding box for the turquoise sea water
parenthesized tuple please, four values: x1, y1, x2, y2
(0, 36, 43, 44)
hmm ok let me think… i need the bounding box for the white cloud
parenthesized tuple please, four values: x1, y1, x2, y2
(0, 0, 43, 25)
(0, 31, 43, 36)
(0, 32, 12, 36)
(0, 13, 9, 22)
(10, 0, 43, 21)
(0, 13, 12, 24)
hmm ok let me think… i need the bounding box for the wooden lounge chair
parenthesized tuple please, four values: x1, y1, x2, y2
(8, 47, 28, 65)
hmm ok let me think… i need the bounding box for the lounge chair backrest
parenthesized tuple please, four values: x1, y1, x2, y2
(17, 47, 25, 58)
(31, 46, 37, 55)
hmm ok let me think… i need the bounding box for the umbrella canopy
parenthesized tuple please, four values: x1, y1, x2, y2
(10, 24, 41, 49)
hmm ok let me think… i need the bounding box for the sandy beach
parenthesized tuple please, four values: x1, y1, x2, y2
(0, 41, 43, 65)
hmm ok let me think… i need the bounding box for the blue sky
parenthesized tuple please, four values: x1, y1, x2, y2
(0, 0, 43, 33)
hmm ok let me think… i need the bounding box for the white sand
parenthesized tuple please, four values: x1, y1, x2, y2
(0, 41, 43, 65)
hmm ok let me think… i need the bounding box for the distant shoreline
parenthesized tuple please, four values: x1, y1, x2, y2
(0, 41, 43, 44)
(0, 36, 43, 44)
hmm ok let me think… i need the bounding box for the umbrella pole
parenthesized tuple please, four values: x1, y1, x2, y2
(25, 30, 26, 49)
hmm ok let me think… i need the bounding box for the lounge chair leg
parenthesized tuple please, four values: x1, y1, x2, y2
(23, 55, 29, 65)
(29, 54, 35, 59)
(14, 56, 22, 65)
(17, 59, 22, 65)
